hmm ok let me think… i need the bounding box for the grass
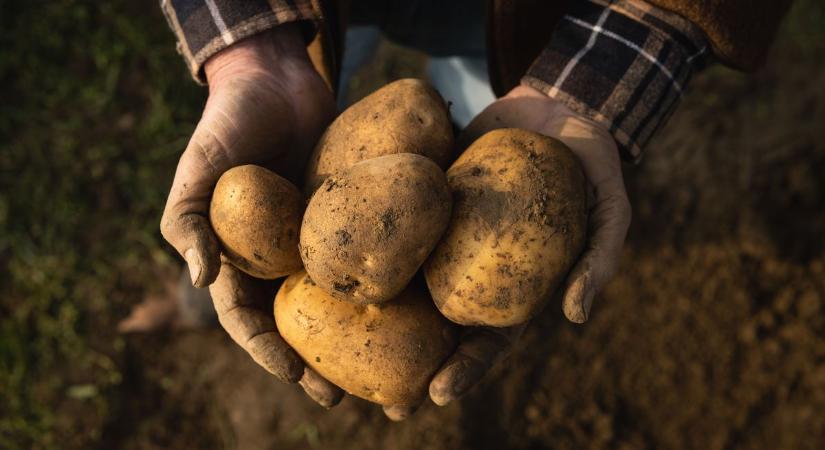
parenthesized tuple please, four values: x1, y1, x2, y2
(0, 2, 202, 448)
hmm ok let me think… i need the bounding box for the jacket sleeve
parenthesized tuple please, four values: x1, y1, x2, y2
(521, 0, 711, 161)
(160, 0, 320, 83)
(647, 0, 794, 70)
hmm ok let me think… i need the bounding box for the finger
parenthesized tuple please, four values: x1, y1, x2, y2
(562, 183, 631, 323)
(160, 213, 220, 288)
(161, 97, 299, 288)
(429, 326, 524, 406)
(209, 261, 304, 382)
(383, 403, 420, 422)
(160, 128, 234, 288)
(538, 107, 631, 323)
(299, 367, 344, 408)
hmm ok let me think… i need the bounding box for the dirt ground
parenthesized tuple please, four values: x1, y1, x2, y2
(3, 2, 824, 450)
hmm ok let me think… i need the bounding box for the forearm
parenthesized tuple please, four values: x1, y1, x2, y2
(522, 0, 709, 161)
(160, 0, 319, 83)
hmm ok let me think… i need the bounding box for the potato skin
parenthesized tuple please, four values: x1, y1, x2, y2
(274, 271, 457, 406)
(209, 165, 303, 279)
(304, 78, 454, 195)
(300, 153, 452, 304)
(424, 129, 587, 327)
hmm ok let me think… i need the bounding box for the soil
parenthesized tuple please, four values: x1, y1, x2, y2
(104, 15, 825, 450)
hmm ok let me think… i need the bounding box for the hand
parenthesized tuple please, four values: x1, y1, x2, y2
(159, 25, 344, 406)
(423, 83, 632, 408)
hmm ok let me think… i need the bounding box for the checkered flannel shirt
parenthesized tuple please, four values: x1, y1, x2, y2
(161, 0, 709, 160)
(522, 0, 709, 160)
(160, 0, 318, 81)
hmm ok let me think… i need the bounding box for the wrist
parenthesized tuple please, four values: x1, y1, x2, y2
(507, 84, 553, 101)
(202, 24, 335, 145)
(512, 83, 614, 148)
(204, 24, 313, 90)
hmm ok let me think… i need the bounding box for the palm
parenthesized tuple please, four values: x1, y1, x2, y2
(158, 26, 344, 409)
(426, 84, 631, 408)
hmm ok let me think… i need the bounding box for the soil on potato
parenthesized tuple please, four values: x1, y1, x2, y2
(102, 11, 825, 450)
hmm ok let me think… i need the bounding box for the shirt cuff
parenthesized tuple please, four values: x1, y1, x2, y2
(160, 0, 319, 84)
(522, 0, 709, 162)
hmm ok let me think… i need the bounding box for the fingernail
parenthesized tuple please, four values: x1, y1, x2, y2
(563, 276, 589, 323)
(433, 363, 479, 406)
(431, 389, 454, 407)
(184, 248, 202, 286)
(430, 380, 454, 406)
(384, 406, 414, 421)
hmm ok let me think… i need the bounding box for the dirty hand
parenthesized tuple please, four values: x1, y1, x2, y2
(159, 25, 344, 407)
(422, 83, 632, 409)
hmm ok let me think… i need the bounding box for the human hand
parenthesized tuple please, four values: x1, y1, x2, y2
(160, 24, 334, 288)
(159, 25, 343, 406)
(375, 324, 524, 420)
(422, 83, 632, 408)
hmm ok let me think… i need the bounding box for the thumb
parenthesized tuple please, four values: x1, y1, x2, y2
(429, 325, 524, 406)
(561, 187, 631, 323)
(161, 212, 221, 288)
(160, 122, 236, 288)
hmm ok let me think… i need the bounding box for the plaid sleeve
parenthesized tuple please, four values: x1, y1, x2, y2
(160, 0, 319, 83)
(522, 0, 709, 162)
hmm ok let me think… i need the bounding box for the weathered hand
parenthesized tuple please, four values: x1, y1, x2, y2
(424, 83, 631, 408)
(159, 25, 343, 406)
(209, 261, 344, 407)
(377, 325, 525, 420)
(160, 24, 333, 288)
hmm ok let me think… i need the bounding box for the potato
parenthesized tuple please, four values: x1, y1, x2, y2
(304, 78, 454, 194)
(424, 129, 587, 327)
(209, 165, 303, 279)
(300, 153, 452, 304)
(274, 271, 457, 406)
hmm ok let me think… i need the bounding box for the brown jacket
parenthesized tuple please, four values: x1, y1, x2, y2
(309, 0, 793, 96)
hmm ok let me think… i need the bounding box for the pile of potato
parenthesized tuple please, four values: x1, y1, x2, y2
(209, 79, 587, 408)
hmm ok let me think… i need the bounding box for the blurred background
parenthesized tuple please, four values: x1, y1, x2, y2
(1, 1, 824, 449)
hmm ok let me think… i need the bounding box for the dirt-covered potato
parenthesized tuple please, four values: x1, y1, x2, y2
(300, 153, 452, 304)
(304, 78, 454, 194)
(209, 165, 303, 279)
(274, 271, 457, 406)
(424, 129, 587, 327)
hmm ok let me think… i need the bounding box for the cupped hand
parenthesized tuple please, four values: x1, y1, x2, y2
(159, 25, 343, 406)
(421, 83, 631, 409)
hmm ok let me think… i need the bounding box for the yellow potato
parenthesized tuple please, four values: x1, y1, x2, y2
(300, 153, 452, 304)
(210, 165, 303, 279)
(304, 78, 454, 194)
(424, 129, 587, 327)
(274, 271, 458, 406)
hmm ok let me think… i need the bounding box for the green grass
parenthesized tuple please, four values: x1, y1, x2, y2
(0, 2, 202, 448)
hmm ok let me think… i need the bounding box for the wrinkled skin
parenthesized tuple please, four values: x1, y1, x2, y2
(422, 83, 632, 410)
(158, 25, 346, 409)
